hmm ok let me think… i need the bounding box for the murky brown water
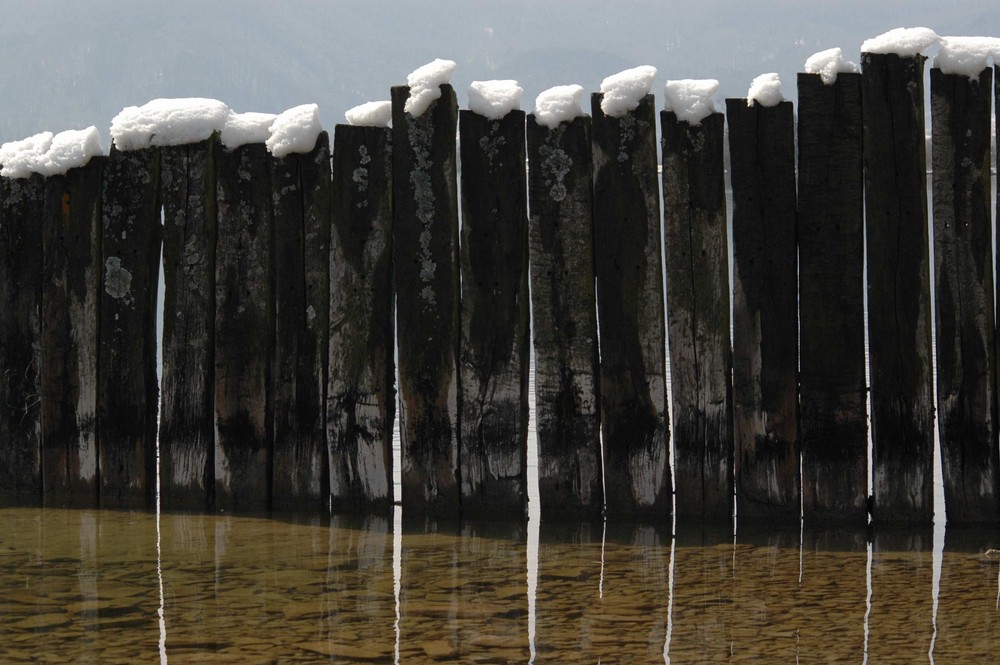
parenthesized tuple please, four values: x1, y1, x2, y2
(1, 507, 998, 664)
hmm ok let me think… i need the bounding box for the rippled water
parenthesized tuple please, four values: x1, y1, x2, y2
(1, 507, 999, 663)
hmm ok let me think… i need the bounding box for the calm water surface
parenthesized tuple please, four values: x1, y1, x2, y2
(1, 507, 999, 663)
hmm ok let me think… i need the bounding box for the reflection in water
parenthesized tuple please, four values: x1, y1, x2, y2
(1, 508, 999, 662)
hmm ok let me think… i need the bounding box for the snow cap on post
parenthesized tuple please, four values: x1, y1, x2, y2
(468, 80, 523, 120)
(663, 79, 720, 126)
(599, 65, 657, 117)
(804, 47, 860, 85)
(0, 127, 104, 178)
(533, 84, 586, 129)
(861, 27, 939, 55)
(345, 101, 392, 127)
(747, 73, 784, 107)
(109, 97, 230, 150)
(404, 58, 457, 117)
(221, 111, 278, 149)
(266, 103, 323, 157)
(933, 36, 1000, 78)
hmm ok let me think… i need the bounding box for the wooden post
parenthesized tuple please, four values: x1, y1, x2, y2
(861, 51, 935, 523)
(661, 110, 734, 522)
(0, 174, 44, 505)
(591, 93, 670, 518)
(797, 72, 867, 524)
(526, 114, 602, 518)
(458, 109, 530, 519)
(391, 84, 461, 517)
(214, 140, 273, 512)
(931, 66, 1000, 523)
(40, 158, 105, 506)
(271, 132, 331, 511)
(725, 98, 799, 522)
(98, 145, 161, 509)
(159, 138, 217, 511)
(328, 124, 394, 512)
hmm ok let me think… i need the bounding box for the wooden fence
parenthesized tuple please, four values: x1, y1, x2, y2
(2, 58, 1000, 525)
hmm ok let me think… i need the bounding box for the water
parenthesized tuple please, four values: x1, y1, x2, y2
(1, 507, 999, 663)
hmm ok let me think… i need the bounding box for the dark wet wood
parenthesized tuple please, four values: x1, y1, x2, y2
(861, 52, 934, 523)
(98, 145, 161, 509)
(159, 139, 217, 511)
(40, 159, 105, 506)
(931, 66, 999, 523)
(526, 114, 602, 518)
(796, 72, 867, 524)
(661, 111, 734, 523)
(591, 93, 670, 519)
(726, 98, 799, 522)
(271, 133, 331, 511)
(391, 84, 461, 517)
(328, 124, 394, 512)
(458, 109, 529, 519)
(0, 174, 44, 505)
(214, 141, 273, 512)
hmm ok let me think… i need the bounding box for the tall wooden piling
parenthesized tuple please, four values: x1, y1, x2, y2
(591, 93, 670, 518)
(159, 138, 217, 511)
(661, 110, 733, 522)
(271, 132, 331, 510)
(391, 84, 461, 517)
(526, 114, 602, 518)
(726, 98, 799, 521)
(861, 51, 935, 523)
(328, 124, 395, 511)
(40, 158, 105, 506)
(797, 72, 867, 523)
(98, 145, 161, 509)
(0, 174, 44, 505)
(931, 66, 999, 523)
(458, 109, 530, 518)
(214, 140, 273, 512)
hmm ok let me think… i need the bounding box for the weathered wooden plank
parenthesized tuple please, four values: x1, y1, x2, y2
(159, 138, 217, 511)
(328, 124, 394, 512)
(797, 72, 867, 524)
(98, 145, 161, 509)
(214, 140, 273, 512)
(40, 158, 104, 506)
(661, 111, 734, 523)
(591, 93, 670, 519)
(271, 132, 331, 511)
(458, 109, 530, 519)
(0, 174, 44, 505)
(861, 51, 934, 523)
(526, 114, 602, 518)
(391, 84, 461, 517)
(726, 98, 799, 522)
(931, 66, 999, 523)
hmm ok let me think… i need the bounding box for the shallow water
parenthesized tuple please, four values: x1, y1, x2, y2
(1, 507, 999, 664)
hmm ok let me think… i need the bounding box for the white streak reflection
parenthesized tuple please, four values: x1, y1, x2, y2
(663, 534, 675, 664)
(527, 513, 539, 664)
(929, 521, 944, 664)
(393, 504, 402, 665)
(863, 540, 872, 665)
(156, 450, 167, 665)
(599, 517, 607, 600)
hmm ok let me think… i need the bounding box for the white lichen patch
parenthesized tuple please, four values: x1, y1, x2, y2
(104, 256, 133, 302)
(540, 136, 573, 202)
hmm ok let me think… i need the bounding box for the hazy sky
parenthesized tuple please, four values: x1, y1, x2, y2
(0, 0, 996, 144)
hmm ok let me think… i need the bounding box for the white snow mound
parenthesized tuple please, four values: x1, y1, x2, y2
(267, 104, 323, 157)
(0, 127, 104, 178)
(861, 27, 939, 56)
(468, 80, 523, 119)
(221, 111, 278, 148)
(110, 97, 230, 150)
(934, 36, 1000, 77)
(747, 73, 784, 107)
(533, 84, 586, 129)
(804, 47, 860, 85)
(600, 65, 657, 117)
(663, 79, 720, 126)
(345, 101, 392, 127)
(405, 59, 457, 117)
